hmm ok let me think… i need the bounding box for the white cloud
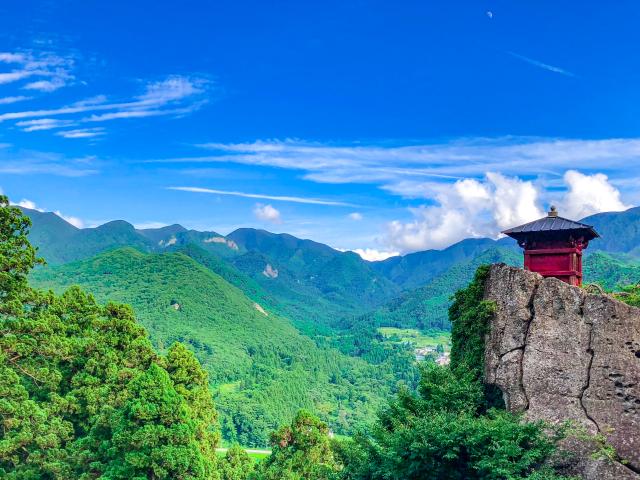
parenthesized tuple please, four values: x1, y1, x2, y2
(0, 53, 27, 63)
(253, 203, 282, 224)
(133, 221, 169, 230)
(13, 199, 43, 211)
(16, 118, 76, 131)
(56, 128, 105, 139)
(560, 170, 630, 219)
(348, 212, 363, 221)
(508, 52, 575, 77)
(0, 147, 98, 176)
(387, 206, 477, 252)
(169, 186, 355, 206)
(351, 248, 399, 262)
(0, 50, 74, 89)
(385, 173, 544, 252)
(0, 76, 208, 123)
(0, 71, 35, 84)
(0, 95, 31, 105)
(7, 197, 84, 228)
(0, 73, 210, 137)
(54, 211, 84, 228)
(149, 138, 640, 198)
(23, 78, 66, 92)
(487, 172, 544, 230)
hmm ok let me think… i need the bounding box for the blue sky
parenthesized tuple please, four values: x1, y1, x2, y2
(1, 0, 639, 259)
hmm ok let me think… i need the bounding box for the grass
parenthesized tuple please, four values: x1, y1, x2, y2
(378, 327, 451, 351)
(216, 447, 271, 463)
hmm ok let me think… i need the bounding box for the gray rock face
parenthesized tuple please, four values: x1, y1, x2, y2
(484, 264, 640, 479)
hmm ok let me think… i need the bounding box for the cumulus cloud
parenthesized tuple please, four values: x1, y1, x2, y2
(385, 173, 544, 252)
(487, 172, 544, 229)
(348, 212, 363, 221)
(351, 248, 399, 262)
(54, 211, 84, 228)
(13, 198, 43, 211)
(253, 203, 282, 223)
(560, 170, 630, 219)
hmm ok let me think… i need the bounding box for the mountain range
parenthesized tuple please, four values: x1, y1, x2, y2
(21, 205, 640, 445)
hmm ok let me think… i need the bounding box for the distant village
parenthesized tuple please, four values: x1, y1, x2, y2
(415, 346, 450, 366)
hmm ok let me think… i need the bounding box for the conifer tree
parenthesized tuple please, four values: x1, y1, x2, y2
(219, 445, 254, 480)
(253, 410, 338, 480)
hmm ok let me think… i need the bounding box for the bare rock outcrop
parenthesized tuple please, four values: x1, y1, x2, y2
(484, 264, 640, 479)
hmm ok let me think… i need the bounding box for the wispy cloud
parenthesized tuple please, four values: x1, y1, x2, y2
(150, 137, 640, 200)
(16, 118, 76, 131)
(168, 186, 357, 207)
(0, 50, 74, 90)
(0, 74, 211, 137)
(0, 146, 99, 176)
(0, 95, 32, 104)
(508, 51, 575, 77)
(55, 127, 105, 139)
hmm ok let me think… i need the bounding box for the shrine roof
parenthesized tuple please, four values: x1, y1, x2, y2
(502, 207, 599, 240)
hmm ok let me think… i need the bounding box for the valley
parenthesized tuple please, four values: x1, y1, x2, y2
(20, 205, 640, 448)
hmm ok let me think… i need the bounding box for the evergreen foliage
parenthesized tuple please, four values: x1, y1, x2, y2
(252, 410, 339, 480)
(30, 247, 411, 447)
(218, 445, 255, 480)
(449, 265, 495, 381)
(0, 197, 220, 479)
(333, 351, 569, 479)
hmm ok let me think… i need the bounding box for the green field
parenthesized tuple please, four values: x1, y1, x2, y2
(216, 448, 271, 463)
(378, 327, 451, 351)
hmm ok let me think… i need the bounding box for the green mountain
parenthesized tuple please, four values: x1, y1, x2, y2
(371, 238, 515, 289)
(29, 247, 412, 447)
(22, 209, 400, 331)
(583, 207, 640, 256)
(18, 208, 80, 264)
(227, 229, 401, 320)
(355, 247, 521, 332)
(583, 251, 640, 289)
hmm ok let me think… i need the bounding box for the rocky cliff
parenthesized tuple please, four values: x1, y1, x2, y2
(484, 264, 640, 479)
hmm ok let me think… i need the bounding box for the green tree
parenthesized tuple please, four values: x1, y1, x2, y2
(0, 197, 222, 479)
(0, 195, 42, 313)
(337, 363, 569, 480)
(253, 410, 339, 480)
(98, 363, 210, 479)
(219, 445, 254, 480)
(166, 342, 221, 477)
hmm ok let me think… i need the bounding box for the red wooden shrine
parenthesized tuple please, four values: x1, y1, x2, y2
(502, 206, 599, 286)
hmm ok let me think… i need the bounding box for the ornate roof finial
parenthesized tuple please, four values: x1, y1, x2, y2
(548, 205, 558, 217)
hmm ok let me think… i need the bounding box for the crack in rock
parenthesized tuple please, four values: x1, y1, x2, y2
(578, 296, 600, 433)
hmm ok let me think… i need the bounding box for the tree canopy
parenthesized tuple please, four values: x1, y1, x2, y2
(0, 196, 220, 479)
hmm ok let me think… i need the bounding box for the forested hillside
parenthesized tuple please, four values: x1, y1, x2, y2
(5, 198, 638, 479)
(19, 204, 640, 450)
(30, 247, 416, 447)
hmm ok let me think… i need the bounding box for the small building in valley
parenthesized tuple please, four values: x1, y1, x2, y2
(502, 206, 599, 287)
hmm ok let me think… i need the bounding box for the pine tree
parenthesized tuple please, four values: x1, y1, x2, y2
(253, 410, 338, 480)
(166, 342, 220, 478)
(103, 363, 209, 479)
(219, 445, 254, 480)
